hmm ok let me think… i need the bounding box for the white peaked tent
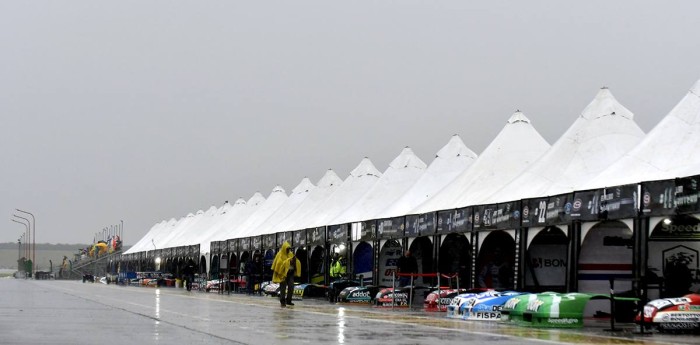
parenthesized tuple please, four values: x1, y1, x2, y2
(485, 88, 645, 203)
(197, 198, 250, 255)
(156, 213, 201, 250)
(250, 177, 317, 236)
(413, 111, 551, 213)
(168, 205, 221, 248)
(332, 147, 427, 224)
(232, 186, 289, 238)
(586, 79, 700, 187)
(212, 192, 266, 243)
(124, 220, 168, 254)
(266, 169, 343, 234)
(377, 135, 477, 218)
(302, 158, 383, 228)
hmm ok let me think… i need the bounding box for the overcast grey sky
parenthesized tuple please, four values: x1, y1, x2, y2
(2, 1, 699, 245)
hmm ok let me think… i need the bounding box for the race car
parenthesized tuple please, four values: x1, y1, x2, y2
(636, 293, 700, 333)
(446, 290, 522, 320)
(501, 292, 638, 328)
(260, 281, 280, 296)
(292, 283, 328, 299)
(423, 288, 469, 312)
(337, 285, 380, 304)
(328, 279, 361, 302)
(374, 287, 411, 307)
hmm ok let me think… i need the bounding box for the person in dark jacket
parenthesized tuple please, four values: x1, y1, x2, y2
(183, 260, 196, 291)
(245, 256, 260, 295)
(397, 250, 418, 287)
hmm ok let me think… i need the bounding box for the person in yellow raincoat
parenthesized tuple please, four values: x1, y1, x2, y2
(271, 241, 301, 307)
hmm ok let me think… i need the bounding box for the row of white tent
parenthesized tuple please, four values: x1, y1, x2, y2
(125, 79, 700, 262)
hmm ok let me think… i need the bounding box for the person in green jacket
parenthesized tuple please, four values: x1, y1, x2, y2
(330, 253, 347, 279)
(272, 242, 301, 307)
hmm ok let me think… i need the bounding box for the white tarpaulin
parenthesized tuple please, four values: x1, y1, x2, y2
(485, 87, 645, 202)
(413, 111, 550, 213)
(377, 134, 477, 219)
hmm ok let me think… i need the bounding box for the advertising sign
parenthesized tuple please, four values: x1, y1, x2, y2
(453, 207, 472, 233)
(239, 238, 250, 252)
(358, 221, 376, 242)
(378, 240, 402, 286)
(277, 231, 291, 246)
(378, 217, 404, 239)
(262, 234, 275, 249)
(641, 180, 676, 216)
(675, 175, 700, 215)
(570, 189, 603, 221)
(228, 239, 238, 253)
(308, 227, 326, 246)
(251, 236, 262, 250)
(436, 210, 453, 234)
(418, 212, 435, 236)
(522, 198, 548, 227)
(600, 184, 638, 220)
(405, 215, 420, 237)
(525, 244, 568, 287)
(545, 194, 573, 225)
(328, 224, 348, 243)
(493, 201, 520, 229)
(293, 229, 306, 247)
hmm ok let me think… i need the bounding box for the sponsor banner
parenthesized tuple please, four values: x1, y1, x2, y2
(378, 217, 404, 239)
(436, 211, 453, 234)
(473, 205, 487, 230)
(570, 189, 603, 221)
(211, 241, 220, 254)
(655, 312, 700, 323)
(263, 234, 276, 249)
(347, 289, 373, 301)
(227, 239, 238, 253)
(293, 230, 306, 247)
(494, 201, 520, 229)
(453, 207, 472, 233)
(239, 238, 250, 252)
(251, 236, 262, 250)
(308, 227, 326, 246)
(601, 184, 638, 220)
(675, 175, 700, 214)
(328, 224, 348, 242)
(359, 221, 376, 241)
(418, 212, 435, 236)
(467, 311, 502, 320)
(522, 198, 548, 227)
(650, 217, 700, 240)
(405, 215, 420, 237)
(545, 194, 573, 225)
(641, 180, 677, 216)
(526, 244, 567, 286)
(378, 241, 402, 286)
(277, 231, 291, 246)
(474, 203, 519, 230)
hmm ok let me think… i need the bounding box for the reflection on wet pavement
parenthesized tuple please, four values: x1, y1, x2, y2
(2, 280, 696, 345)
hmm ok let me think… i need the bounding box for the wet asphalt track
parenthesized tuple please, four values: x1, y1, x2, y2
(0, 279, 697, 345)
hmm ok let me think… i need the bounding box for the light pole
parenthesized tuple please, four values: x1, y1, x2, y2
(12, 216, 31, 275)
(17, 236, 21, 272)
(120, 220, 123, 239)
(11, 219, 29, 257)
(15, 209, 35, 277)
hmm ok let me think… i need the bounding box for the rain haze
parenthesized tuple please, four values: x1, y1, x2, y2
(1, 1, 699, 245)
